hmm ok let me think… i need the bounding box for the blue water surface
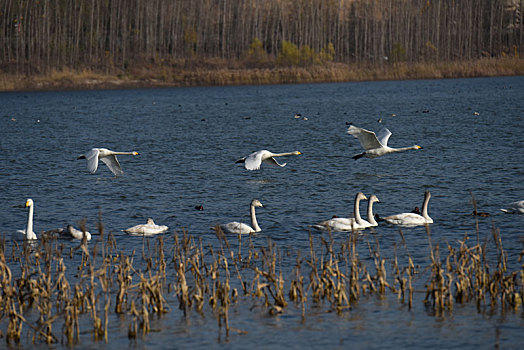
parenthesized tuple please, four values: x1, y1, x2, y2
(1, 76, 523, 348)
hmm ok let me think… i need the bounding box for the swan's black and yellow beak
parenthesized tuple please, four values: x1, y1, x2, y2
(133, 151, 140, 155)
(416, 145, 423, 149)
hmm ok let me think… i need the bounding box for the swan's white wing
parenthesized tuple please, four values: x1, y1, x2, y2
(125, 223, 168, 235)
(100, 155, 123, 176)
(124, 224, 143, 234)
(314, 217, 357, 231)
(384, 213, 426, 226)
(221, 222, 254, 234)
(84, 149, 100, 174)
(263, 157, 287, 167)
(141, 225, 169, 235)
(67, 226, 92, 240)
(347, 125, 382, 150)
(244, 151, 266, 170)
(376, 128, 392, 147)
(17, 229, 37, 240)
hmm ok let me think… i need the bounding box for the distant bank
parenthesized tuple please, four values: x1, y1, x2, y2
(1, 58, 522, 92)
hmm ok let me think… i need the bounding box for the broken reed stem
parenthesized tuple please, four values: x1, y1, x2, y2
(0, 214, 522, 345)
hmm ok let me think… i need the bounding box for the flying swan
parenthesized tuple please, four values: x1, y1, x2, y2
(347, 125, 422, 160)
(236, 150, 302, 170)
(77, 148, 139, 176)
(124, 218, 169, 235)
(500, 200, 524, 214)
(382, 191, 433, 226)
(18, 198, 38, 240)
(220, 199, 264, 234)
(314, 192, 374, 231)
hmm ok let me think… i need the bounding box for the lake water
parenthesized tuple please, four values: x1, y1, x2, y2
(1, 76, 523, 348)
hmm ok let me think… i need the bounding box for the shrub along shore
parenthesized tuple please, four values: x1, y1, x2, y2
(1, 57, 522, 92)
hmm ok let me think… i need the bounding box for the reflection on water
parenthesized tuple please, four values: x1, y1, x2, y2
(245, 179, 274, 184)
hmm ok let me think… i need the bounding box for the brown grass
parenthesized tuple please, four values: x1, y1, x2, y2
(0, 210, 522, 346)
(0, 57, 522, 92)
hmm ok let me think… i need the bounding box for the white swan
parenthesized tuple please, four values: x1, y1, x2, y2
(58, 225, 92, 240)
(236, 150, 302, 170)
(347, 125, 422, 160)
(220, 199, 263, 234)
(500, 200, 524, 214)
(383, 191, 433, 226)
(18, 198, 37, 240)
(314, 192, 370, 231)
(500, 201, 524, 214)
(124, 218, 169, 235)
(77, 148, 139, 176)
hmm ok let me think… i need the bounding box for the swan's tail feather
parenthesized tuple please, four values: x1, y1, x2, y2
(374, 214, 385, 222)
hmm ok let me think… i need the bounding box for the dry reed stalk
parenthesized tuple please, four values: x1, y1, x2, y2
(176, 262, 190, 315)
(1, 206, 522, 345)
(115, 255, 133, 314)
(289, 250, 307, 317)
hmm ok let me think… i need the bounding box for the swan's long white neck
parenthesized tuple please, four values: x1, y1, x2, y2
(271, 152, 296, 157)
(353, 196, 365, 225)
(26, 203, 33, 234)
(421, 193, 431, 219)
(26, 203, 37, 240)
(112, 151, 136, 155)
(392, 145, 419, 153)
(367, 201, 378, 226)
(250, 204, 261, 232)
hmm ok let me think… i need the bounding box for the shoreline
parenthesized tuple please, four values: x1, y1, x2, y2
(1, 58, 523, 92)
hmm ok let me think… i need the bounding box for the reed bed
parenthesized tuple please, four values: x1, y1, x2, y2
(0, 218, 522, 346)
(2, 57, 522, 92)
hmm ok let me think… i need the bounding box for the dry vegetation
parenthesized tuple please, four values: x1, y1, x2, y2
(1, 0, 522, 91)
(0, 214, 522, 346)
(1, 57, 523, 92)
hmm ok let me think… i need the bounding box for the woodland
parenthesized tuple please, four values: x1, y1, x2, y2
(0, 0, 523, 90)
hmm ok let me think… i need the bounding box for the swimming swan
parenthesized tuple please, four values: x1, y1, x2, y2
(77, 148, 139, 176)
(314, 192, 370, 231)
(59, 225, 92, 240)
(124, 218, 169, 235)
(236, 150, 302, 170)
(347, 125, 422, 160)
(18, 198, 37, 240)
(383, 191, 433, 226)
(220, 199, 263, 234)
(500, 200, 524, 214)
